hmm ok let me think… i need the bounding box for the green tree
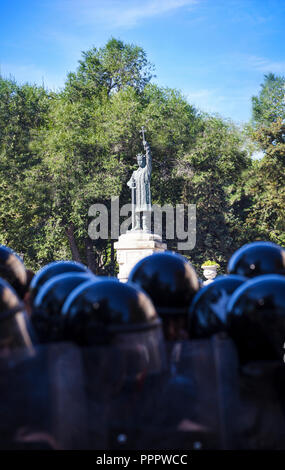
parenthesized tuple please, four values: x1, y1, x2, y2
(234, 73, 285, 249)
(0, 76, 52, 267)
(242, 118, 285, 246)
(65, 38, 154, 100)
(180, 116, 251, 273)
(251, 73, 285, 126)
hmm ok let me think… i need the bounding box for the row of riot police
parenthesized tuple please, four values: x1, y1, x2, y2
(0, 241, 285, 449)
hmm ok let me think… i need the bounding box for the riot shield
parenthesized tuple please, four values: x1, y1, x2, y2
(168, 335, 285, 450)
(80, 334, 227, 449)
(3, 335, 285, 449)
(236, 360, 285, 449)
(165, 335, 240, 449)
(79, 326, 168, 450)
(0, 342, 87, 450)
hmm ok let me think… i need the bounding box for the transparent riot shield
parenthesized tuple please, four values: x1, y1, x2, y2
(80, 331, 224, 449)
(168, 335, 285, 450)
(236, 360, 285, 449)
(80, 325, 168, 450)
(166, 334, 241, 449)
(5, 334, 285, 450)
(0, 342, 88, 450)
(0, 326, 168, 450)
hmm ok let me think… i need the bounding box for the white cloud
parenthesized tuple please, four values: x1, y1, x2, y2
(57, 0, 199, 28)
(221, 53, 285, 75)
(245, 55, 285, 74)
(110, 0, 198, 27)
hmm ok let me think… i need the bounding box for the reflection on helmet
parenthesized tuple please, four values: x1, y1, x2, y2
(32, 272, 95, 343)
(29, 261, 91, 303)
(227, 241, 285, 279)
(226, 274, 285, 363)
(0, 278, 35, 363)
(128, 251, 199, 316)
(62, 278, 166, 381)
(189, 275, 246, 339)
(0, 245, 27, 298)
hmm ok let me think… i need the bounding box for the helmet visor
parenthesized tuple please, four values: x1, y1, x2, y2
(81, 325, 167, 400)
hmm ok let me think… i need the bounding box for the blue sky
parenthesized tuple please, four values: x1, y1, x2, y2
(0, 0, 284, 123)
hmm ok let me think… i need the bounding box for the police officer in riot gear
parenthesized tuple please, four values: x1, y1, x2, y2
(61, 277, 167, 449)
(128, 251, 199, 341)
(226, 274, 285, 363)
(225, 274, 285, 449)
(0, 273, 89, 450)
(31, 272, 95, 343)
(0, 278, 39, 448)
(227, 241, 285, 279)
(128, 253, 225, 449)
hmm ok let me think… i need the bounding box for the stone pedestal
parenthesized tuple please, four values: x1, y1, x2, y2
(114, 231, 167, 282)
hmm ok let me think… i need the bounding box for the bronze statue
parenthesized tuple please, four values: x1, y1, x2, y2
(127, 127, 152, 231)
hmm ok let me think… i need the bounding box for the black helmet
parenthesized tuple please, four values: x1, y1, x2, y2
(128, 251, 199, 316)
(228, 241, 285, 279)
(226, 274, 285, 363)
(62, 278, 166, 378)
(0, 245, 27, 298)
(31, 272, 95, 343)
(30, 261, 91, 303)
(0, 278, 36, 362)
(189, 275, 246, 339)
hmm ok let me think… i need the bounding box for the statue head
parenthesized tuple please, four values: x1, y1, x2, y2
(137, 153, 146, 168)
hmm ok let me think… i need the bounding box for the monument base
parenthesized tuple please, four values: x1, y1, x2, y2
(114, 231, 167, 282)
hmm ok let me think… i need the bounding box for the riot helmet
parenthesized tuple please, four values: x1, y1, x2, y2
(128, 251, 199, 340)
(0, 278, 36, 363)
(32, 272, 95, 343)
(128, 252, 199, 314)
(30, 260, 91, 303)
(226, 274, 285, 363)
(0, 245, 27, 298)
(188, 275, 246, 339)
(227, 241, 285, 279)
(62, 278, 166, 380)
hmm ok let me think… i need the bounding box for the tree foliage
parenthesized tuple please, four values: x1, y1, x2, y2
(235, 74, 285, 248)
(241, 118, 285, 246)
(0, 76, 52, 266)
(180, 116, 251, 273)
(0, 41, 283, 275)
(251, 73, 285, 126)
(65, 38, 154, 99)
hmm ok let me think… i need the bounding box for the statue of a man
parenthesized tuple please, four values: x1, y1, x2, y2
(127, 127, 152, 231)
